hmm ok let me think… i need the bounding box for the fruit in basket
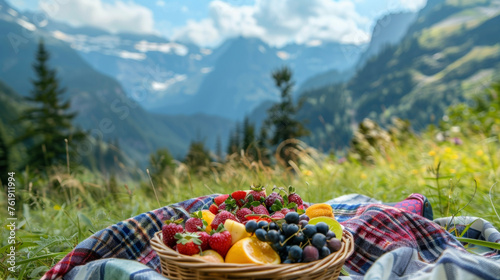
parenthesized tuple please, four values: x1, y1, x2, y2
(175, 232, 202, 255)
(210, 210, 237, 229)
(197, 231, 211, 250)
(252, 204, 270, 215)
(214, 194, 230, 206)
(224, 219, 250, 245)
(225, 237, 280, 264)
(231, 190, 247, 207)
(235, 207, 252, 222)
(193, 250, 225, 263)
(201, 210, 215, 233)
(185, 211, 205, 232)
(308, 216, 343, 240)
(327, 238, 342, 252)
(305, 203, 334, 219)
(246, 185, 267, 202)
(208, 204, 219, 215)
(162, 218, 184, 248)
(265, 191, 284, 208)
(209, 225, 232, 257)
(302, 245, 319, 262)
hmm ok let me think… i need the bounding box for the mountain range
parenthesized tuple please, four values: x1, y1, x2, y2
(1, 0, 499, 167)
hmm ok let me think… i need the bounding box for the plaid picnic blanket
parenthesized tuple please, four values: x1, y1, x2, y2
(41, 194, 500, 280)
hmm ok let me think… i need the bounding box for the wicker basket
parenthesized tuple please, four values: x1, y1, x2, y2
(151, 229, 354, 280)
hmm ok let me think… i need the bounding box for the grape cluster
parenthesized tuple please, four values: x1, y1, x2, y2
(245, 212, 342, 263)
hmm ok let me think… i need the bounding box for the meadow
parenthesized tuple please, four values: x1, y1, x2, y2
(1, 121, 499, 279)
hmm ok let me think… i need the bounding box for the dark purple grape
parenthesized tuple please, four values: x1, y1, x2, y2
(302, 224, 317, 238)
(255, 229, 267, 241)
(280, 223, 288, 235)
(299, 214, 309, 222)
(311, 233, 326, 248)
(327, 238, 341, 252)
(302, 245, 319, 262)
(285, 212, 300, 224)
(266, 230, 279, 243)
(315, 222, 329, 235)
(298, 220, 308, 228)
(257, 221, 269, 229)
(325, 230, 336, 240)
(283, 259, 293, 264)
(291, 233, 305, 245)
(319, 246, 330, 259)
(288, 245, 303, 261)
(285, 224, 299, 237)
(268, 222, 279, 231)
(245, 220, 258, 233)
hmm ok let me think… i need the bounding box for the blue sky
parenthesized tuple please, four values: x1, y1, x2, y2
(8, 0, 426, 47)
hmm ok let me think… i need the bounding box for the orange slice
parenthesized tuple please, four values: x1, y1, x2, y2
(225, 237, 280, 264)
(305, 203, 334, 219)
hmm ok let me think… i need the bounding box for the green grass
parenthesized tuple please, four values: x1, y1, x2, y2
(0, 127, 499, 279)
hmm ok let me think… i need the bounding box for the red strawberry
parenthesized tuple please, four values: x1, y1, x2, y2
(209, 225, 232, 257)
(236, 208, 252, 222)
(265, 192, 284, 208)
(162, 218, 184, 248)
(287, 186, 303, 206)
(252, 205, 269, 215)
(209, 204, 219, 215)
(280, 208, 292, 215)
(214, 194, 229, 206)
(198, 231, 210, 250)
(185, 211, 204, 232)
(175, 232, 202, 256)
(210, 210, 237, 230)
(288, 193, 303, 206)
(270, 212, 285, 220)
(219, 203, 226, 211)
(246, 185, 266, 202)
(231, 190, 247, 207)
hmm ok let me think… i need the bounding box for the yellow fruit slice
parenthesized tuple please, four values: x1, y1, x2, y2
(224, 219, 251, 245)
(193, 250, 224, 263)
(308, 217, 343, 240)
(305, 203, 334, 219)
(225, 237, 280, 264)
(202, 210, 215, 233)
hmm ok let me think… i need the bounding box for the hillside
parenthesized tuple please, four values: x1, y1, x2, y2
(299, 0, 500, 151)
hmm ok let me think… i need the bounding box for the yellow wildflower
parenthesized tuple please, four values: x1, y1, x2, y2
(54, 205, 62, 211)
(476, 150, 484, 156)
(361, 173, 367, 179)
(428, 150, 436, 156)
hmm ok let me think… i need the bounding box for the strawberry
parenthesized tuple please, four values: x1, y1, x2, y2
(185, 211, 205, 232)
(231, 190, 247, 207)
(198, 231, 210, 250)
(209, 225, 232, 257)
(280, 208, 292, 215)
(288, 186, 303, 206)
(162, 218, 184, 248)
(252, 205, 269, 215)
(246, 185, 266, 202)
(210, 210, 237, 230)
(175, 232, 202, 256)
(270, 212, 285, 220)
(209, 204, 219, 215)
(236, 208, 252, 222)
(214, 194, 229, 206)
(265, 191, 284, 208)
(219, 203, 226, 211)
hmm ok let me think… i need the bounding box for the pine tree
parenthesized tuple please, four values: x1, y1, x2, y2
(184, 141, 211, 169)
(264, 66, 309, 165)
(215, 135, 223, 162)
(15, 39, 86, 170)
(242, 116, 258, 160)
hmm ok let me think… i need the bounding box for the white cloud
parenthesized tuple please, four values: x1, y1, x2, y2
(394, 0, 427, 12)
(156, 0, 165, 7)
(172, 0, 371, 47)
(40, 0, 155, 34)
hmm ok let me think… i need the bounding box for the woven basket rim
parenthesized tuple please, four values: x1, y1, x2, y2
(151, 228, 354, 279)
